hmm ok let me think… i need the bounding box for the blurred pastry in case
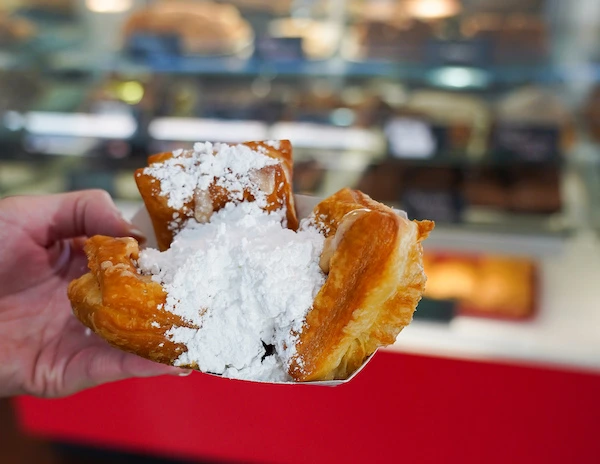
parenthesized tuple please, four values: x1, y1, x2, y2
(346, 17, 433, 62)
(268, 18, 342, 60)
(123, 0, 254, 56)
(0, 13, 35, 45)
(463, 168, 510, 211)
(469, 256, 535, 317)
(461, 13, 548, 64)
(509, 167, 561, 214)
(424, 253, 536, 318)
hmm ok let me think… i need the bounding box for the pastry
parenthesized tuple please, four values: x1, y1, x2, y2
(268, 18, 341, 60)
(348, 18, 432, 62)
(289, 188, 433, 381)
(68, 141, 433, 382)
(0, 13, 35, 46)
(134, 140, 297, 251)
(463, 168, 510, 211)
(424, 253, 535, 318)
(508, 167, 561, 214)
(461, 13, 548, 64)
(468, 256, 534, 316)
(123, 0, 253, 56)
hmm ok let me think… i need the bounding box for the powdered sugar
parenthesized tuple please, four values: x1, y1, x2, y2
(137, 200, 325, 382)
(136, 142, 328, 381)
(265, 140, 281, 149)
(142, 142, 279, 211)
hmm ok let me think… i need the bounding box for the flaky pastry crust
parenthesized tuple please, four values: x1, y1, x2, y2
(288, 189, 433, 381)
(68, 236, 195, 365)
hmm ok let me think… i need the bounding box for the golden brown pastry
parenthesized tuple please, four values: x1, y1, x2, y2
(289, 189, 433, 381)
(68, 141, 433, 382)
(135, 140, 297, 251)
(69, 236, 193, 365)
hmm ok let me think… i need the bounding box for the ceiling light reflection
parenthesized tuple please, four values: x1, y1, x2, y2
(427, 66, 491, 89)
(85, 0, 133, 13)
(406, 0, 461, 20)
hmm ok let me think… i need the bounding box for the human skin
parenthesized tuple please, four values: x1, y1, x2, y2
(0, 190, 189, 398)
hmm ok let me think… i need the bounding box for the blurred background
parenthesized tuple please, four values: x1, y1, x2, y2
(1, 0, 600, 463)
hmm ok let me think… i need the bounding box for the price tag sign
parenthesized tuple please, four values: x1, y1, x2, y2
(402, 188, 464, 223)
(255, 37, 304, 61)
(385, 117, 436, 159)
(492, 124, 560, 163)
(412, 298, 456, 322)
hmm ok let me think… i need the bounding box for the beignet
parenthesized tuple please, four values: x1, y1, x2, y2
(68, 141, 433, 382)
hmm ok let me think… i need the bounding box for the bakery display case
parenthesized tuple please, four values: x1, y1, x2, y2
(2, 1, 600, 462)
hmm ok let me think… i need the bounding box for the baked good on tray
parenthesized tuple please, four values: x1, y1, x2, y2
(0, 13, 35, 46)
(68, 141, 433, 382)
(123, 0, 253, 56)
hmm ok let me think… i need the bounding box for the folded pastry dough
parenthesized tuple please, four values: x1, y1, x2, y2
(290, 189, 433, 381)
(135, 140, 297, 251)
(68, 140, 433, 382)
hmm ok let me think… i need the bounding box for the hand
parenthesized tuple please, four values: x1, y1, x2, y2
(0, 190, 189, 398)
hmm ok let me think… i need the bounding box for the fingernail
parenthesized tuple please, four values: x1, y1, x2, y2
(177, 369, 193, 377)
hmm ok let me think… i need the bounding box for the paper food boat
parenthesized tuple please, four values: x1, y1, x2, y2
(130, 194, 378, 387)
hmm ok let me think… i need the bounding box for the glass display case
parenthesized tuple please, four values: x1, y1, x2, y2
(1, 0, 600, 369)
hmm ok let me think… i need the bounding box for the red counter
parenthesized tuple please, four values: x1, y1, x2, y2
(15, 351, 600, 464)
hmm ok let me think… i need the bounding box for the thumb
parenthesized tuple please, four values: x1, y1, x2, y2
(5, 190, 145, 246)
(57, 344, 192, 397)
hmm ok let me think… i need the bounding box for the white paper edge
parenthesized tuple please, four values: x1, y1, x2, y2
(129, 194, 398, 386)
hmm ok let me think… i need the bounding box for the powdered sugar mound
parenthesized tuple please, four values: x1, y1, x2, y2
(142, 142, 279, 210)
(137, 201, 325, 382)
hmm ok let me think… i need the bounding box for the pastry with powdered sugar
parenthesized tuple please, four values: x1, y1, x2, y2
(68, 140, 433, 382)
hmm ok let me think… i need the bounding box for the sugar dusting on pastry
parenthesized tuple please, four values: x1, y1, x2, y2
(137, 142, 326, 381)
(142, 142, 279, 211)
